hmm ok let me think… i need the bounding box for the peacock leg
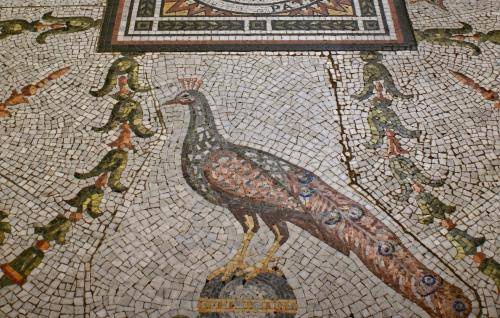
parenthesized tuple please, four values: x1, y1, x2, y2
(243, 221, 287, 280)
(207, 214, 256, 281)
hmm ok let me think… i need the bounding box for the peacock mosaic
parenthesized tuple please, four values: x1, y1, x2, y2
(0, 0, 499, 318)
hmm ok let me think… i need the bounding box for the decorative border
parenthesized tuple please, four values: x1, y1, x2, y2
(158, 0, 355, 17)
(126, 0, 370, 37)
(98, 0, 416, 52)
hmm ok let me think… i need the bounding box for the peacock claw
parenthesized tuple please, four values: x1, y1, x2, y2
(243, 261, 283, 281)
(207, 254, 247, 281)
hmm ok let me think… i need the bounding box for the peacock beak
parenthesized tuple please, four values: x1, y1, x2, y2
(165, 97, 193, 106)
(164, 99, 180, 106)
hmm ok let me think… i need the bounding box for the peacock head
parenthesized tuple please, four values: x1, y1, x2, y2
(165, 78, 204, 106)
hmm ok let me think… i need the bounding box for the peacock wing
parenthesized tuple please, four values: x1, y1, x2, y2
(202, 149, 304, 213)
(205, 145, 347, 253)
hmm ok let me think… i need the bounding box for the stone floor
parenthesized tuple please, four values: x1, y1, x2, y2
(0, 1, 499, 318)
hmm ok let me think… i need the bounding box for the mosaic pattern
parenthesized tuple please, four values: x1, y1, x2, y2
(0, 0, 499, 318)
(98, 0, 416, 51)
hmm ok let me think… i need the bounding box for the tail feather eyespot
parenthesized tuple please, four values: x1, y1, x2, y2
(377, 241, 396, 256)
(348, 206, 364, 220)
(414, 272, 442, 296)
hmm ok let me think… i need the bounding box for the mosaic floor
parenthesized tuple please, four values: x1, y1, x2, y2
(0, 0, 499, 317)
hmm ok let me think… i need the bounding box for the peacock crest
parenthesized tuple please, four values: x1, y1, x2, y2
(178, 77, 203, 90)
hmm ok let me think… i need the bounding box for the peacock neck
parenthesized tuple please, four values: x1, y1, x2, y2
(182, 93, 223, 163)
(181, 93, 223, 200)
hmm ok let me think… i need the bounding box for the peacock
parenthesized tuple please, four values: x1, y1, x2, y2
(163, 78, 472, 318)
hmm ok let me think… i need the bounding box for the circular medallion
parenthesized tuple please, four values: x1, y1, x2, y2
(195, 0, 322, 14)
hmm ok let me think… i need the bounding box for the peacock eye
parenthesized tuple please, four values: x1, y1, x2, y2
(452, 300, 466, 312)
(421, 275, 436, 286)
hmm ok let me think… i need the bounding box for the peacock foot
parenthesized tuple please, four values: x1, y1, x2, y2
(208, 215, 256, 282)
(207, 253, 247, 281)
(242, 259, 284, 281)
(243, 224, 284, 281)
